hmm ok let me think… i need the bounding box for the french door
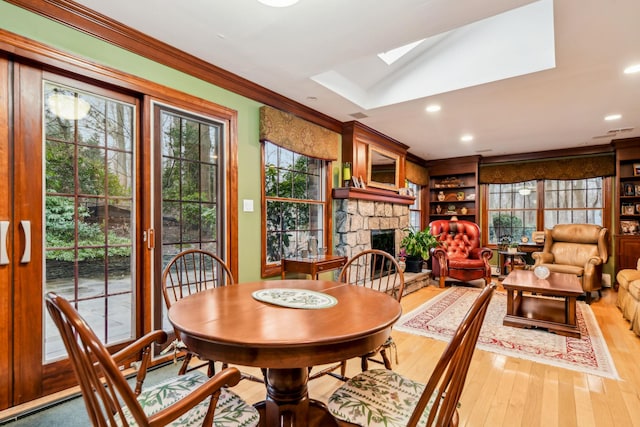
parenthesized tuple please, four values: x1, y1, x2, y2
(0, 58, 142, 408)
(152, 103, 229, 336)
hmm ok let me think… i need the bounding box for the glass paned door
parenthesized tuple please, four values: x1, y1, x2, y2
(156, 106, 225, 332)
(43, 82, 136, 361)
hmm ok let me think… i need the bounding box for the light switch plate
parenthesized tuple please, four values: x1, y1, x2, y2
(243, 199, 254, 212)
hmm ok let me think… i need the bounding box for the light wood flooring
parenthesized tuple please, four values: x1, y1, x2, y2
(228, 283, 640, 427)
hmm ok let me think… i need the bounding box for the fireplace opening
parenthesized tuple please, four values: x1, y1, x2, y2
(371, 229, 396, 276)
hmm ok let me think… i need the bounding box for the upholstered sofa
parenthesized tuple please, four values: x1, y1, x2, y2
(429, 219, 493, 288)
(616, 259, 640, 337)
(532, 224, 608, 304)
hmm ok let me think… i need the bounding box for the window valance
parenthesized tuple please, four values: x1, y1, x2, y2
(405, 160, 429, 186)
(479, 153, 615, 184)
(259, 106, 340, 161)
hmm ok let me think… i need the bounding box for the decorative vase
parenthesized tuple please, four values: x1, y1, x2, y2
(534, 265, 550, 279)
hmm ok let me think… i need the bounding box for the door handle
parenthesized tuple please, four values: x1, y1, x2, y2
(20, 220, 31, 264)
(0, 221, 8, 265)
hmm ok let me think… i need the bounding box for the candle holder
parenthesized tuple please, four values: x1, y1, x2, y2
(342, 162, 352, 187)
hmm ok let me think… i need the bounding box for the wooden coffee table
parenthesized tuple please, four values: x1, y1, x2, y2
(502, 269, 583, 338)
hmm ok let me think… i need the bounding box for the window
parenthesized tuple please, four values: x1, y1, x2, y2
(159, 107, 224, 257)
(487, 181, 538, 244)
(262, 141, 329, 276)
(407, 180, 422, 230)
(543, 178, 603, 227)
(486, 177, 605, 244)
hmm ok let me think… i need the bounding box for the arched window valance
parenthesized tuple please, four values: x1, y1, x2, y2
(259, 106, 340, 160)
(479, 153, 615, 184)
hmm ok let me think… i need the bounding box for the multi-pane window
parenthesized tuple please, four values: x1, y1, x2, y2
(160, 109, 223, 259)
(157, 107, 225, 332)
(487, 181, 538, 244)
(407, 180, 422, 230)
(486, 178, 604, 244)
(263, 142, 327, 275)
(543, 178, 603, 227)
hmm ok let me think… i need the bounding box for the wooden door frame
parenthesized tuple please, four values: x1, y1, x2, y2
(0, 30, 239, 408)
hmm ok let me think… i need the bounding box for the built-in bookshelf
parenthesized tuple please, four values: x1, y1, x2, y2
(426, 157, 480, 224)
(614, 138, 640, 275)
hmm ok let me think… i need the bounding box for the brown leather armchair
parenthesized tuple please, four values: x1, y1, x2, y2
(532, 224, 609, 304)
(429, 219, 493, 288)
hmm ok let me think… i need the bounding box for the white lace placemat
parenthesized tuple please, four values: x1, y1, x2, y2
(252, 288, 337, 309)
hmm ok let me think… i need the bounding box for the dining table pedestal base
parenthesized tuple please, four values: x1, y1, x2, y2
(254, 367, 339, 427)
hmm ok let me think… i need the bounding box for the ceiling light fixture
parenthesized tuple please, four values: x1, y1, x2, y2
(257, 0, 299, 7)
(47, 92, 91, 120)
(605, 114, 622, 121)
(425, 104, 441, 113)
(623, 63, 640, 74)
(460, 134, 474, 143)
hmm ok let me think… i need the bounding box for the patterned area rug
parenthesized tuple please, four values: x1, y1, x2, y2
(395, 286, 619, 379)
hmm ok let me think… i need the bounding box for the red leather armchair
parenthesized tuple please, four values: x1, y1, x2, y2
(429, 219, 493, 288)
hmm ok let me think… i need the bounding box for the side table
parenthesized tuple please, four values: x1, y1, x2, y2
(497, 250, 526, 279)
(281, 254, 348, 279)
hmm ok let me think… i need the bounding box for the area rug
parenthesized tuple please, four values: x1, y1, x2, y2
(395, 286, 619, 379)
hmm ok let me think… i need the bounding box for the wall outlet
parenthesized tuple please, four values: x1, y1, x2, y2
(492, 266, 501, 276)
(602, 273, 611, 287)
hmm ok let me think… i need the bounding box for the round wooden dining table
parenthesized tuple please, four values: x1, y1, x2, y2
(168, 279, 402, 427)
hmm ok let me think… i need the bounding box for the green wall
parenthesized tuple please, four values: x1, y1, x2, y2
(0, 1, 265, 281)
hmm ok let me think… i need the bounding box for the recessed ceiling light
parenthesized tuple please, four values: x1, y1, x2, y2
(605, 114, 622, 121)
(257, 0, 299, 7)
(425, 104, 441, 113)
(460, 134, 474, 143)
(624, 64, 640, 74)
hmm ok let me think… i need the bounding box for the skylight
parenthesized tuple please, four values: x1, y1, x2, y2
(312, 0, 555, 111)
(377, 39, 425, 65)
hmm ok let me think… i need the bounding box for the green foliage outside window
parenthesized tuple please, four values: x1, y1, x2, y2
(45, 196, 131, 261)
(264, 143, 323, 264)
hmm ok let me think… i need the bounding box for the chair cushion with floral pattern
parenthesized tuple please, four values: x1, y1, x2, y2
(118, 371, 260, 426)
(328, 369, 433, 427)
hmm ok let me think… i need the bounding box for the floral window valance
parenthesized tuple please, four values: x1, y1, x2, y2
(479, 153, 615, 184)
(259, 106, 340, 160)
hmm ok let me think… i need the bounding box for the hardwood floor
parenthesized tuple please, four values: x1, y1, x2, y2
(229, 283, 640, 427)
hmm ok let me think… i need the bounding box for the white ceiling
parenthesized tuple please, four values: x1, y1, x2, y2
(73, 0, 640, 160)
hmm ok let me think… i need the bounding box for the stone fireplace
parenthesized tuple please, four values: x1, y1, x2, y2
(334, 199, 409, 259)
(334, 197, 433, 294)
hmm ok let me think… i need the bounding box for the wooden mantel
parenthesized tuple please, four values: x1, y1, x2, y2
(332, 186, 415, 205)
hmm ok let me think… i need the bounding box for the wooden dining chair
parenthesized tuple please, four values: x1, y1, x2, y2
(45, 292, 260, 427)
(162, 249, 234, 377)
(328, 283, 496, 427)
(162, 249, 264, 383)
(310, 249, 405, 381)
